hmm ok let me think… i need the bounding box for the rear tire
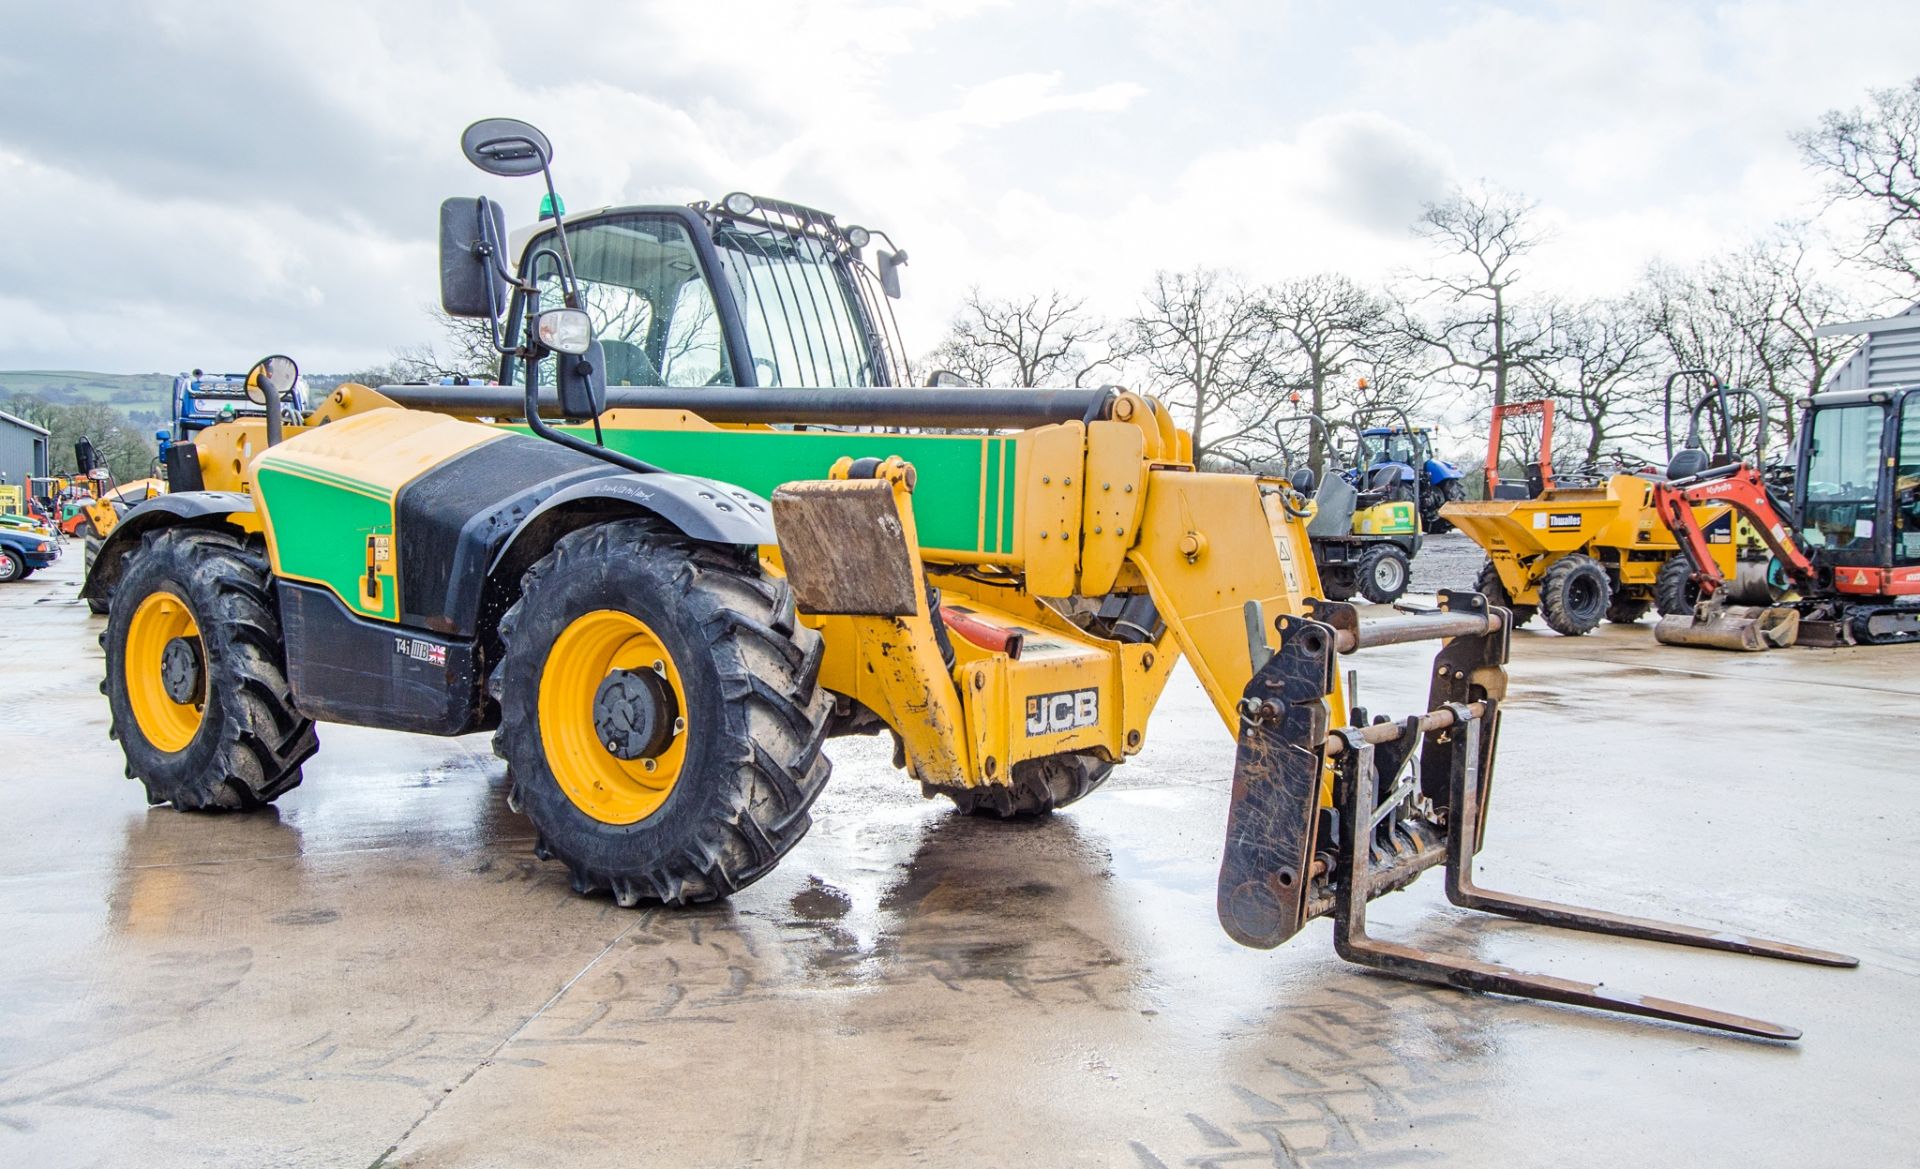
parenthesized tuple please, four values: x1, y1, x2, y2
(1320, 567, 1358, 602)
(1654, 556, 1700, 616)
(1605, 594, 1650, 624)
(102, 527, 316, 809)
(940, 752, 1115, 818)
(1425, 479, 1464, 534)
(84, 532, 109, 613)
(491, 518, 832, 907)
(1539, 554, 1610, 636)
(1355, 544, 1411, 604)
(1475, 559, 1534, 627)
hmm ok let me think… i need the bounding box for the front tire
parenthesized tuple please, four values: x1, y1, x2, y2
(0, 548, 23, 583)
(1654, 556, 1700, 616)
(491, 518, 832, 907)
(1539, 553, 1610, 636)
(1475, 559, 1535, 627)
(103, 528, 317, 809)
(1356, 544, 1411, 604)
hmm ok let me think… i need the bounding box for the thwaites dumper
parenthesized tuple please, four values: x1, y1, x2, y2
(1287, 409, 1425, 605)
(1443, 391, 1755, 636)
(85, 120, 1852, 1036)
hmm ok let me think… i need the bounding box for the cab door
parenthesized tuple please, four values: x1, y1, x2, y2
(1896, 390, 1920, 568)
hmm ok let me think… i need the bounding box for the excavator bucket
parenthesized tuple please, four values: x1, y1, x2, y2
(1220, 589, 1854, 1039)
(1654, 601, 1800, 651)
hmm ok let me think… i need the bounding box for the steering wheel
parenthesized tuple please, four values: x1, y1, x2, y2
(753, 357, 779, 387)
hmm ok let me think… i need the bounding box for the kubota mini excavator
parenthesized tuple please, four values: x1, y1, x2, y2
(1654, 384, 1920, 649)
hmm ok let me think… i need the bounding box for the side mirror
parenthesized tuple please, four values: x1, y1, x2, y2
(440, 197, 510, 318)
(74, 438, 97, 475)
(247, 355, 299, 447)
(246, 355, 299, 406)
(925, 369, 970, 388)
(555, 340, 608, 419)
(461, 118, 553, 177)
(878, 249, 907, 299)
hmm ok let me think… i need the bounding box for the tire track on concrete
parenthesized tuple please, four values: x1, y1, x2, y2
(365, 910, 654, 1168)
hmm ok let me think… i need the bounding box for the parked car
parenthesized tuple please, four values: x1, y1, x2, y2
(0, 527, 58, 582)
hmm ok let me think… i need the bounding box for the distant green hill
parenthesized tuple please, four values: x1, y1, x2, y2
(0, 370, 175, 410)
(0, 369, 361, 422)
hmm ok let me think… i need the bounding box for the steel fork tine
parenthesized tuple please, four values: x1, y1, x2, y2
(1443, 709, 1857, 969)
(1332, 737, 1805, 1041)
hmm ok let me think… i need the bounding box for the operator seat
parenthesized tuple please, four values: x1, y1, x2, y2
(1307, 472, 1359, 539)
(1666, 447, 1711, 481)
(600, 339, 663, 387)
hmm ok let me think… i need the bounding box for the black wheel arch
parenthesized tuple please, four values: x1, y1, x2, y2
(80, 492, 255, 603)
(477, 475, 779, 670)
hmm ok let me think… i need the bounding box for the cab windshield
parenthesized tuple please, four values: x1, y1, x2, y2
(519, 212, 884, 388)
(1361, 431, 1425, 467)
(1801, 404, 1883, 551)
(525, 214, 732, 387)
(709, 221, 877, 387)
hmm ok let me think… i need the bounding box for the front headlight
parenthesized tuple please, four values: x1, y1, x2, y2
(35, 541, 50, 552)
(536, 308, 594, 356)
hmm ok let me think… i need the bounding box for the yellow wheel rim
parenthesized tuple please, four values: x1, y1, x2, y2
(126, 591, 204, 753)
(538, 609, 690, 825)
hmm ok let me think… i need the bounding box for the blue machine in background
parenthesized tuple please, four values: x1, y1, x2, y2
(1351, 413, 1465, 533)
(157, 368, 312, 475)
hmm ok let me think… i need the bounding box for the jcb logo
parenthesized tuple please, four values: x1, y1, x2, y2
(1026, 689, 1098, 736)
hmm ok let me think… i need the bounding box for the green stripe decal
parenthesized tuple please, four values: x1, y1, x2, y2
(260, 462, 393, 500)
(984, 439, 1001, 553)
(998, 437, 1015, 554)
(255, 466, 397, 621)
(529, 427, 1015, 556)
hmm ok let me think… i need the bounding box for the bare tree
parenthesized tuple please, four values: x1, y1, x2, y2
(1642, 227, 1861, 450)
(1403, 184, 1557, 410)
(1120, 269, 1285, 468)
(1542, 297, 1664, 467)
(925, 289, 1115, 388)
(1259, 274, 1425, 473)
(6, 395, 156, 484)
(1798, 76, 1920, 293)
(346, 308, 501, 387)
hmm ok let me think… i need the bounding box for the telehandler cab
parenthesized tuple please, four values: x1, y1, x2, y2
(85, 119, 1853, 1037)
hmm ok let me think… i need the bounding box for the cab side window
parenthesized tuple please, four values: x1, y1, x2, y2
(525, 215, 735, 388)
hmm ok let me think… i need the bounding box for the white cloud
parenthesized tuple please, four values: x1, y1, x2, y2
(0, 0, 1914, 375)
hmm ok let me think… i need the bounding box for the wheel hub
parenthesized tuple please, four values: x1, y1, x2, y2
(160, 636, 203, 705)
(593, 668, 677, 761)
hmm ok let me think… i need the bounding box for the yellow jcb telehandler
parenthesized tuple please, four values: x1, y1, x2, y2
(82, 119, 1853, 1037)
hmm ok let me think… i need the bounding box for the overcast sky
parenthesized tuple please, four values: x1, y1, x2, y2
(1, 0, 1915, 376)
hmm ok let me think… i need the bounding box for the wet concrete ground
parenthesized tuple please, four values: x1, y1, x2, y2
(2, 542, 1916, 1168)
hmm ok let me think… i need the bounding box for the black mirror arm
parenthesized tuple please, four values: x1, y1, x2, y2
(517, 331, 662, 476)
(534, 168, 581, 308)
(473, 197, 541, 357)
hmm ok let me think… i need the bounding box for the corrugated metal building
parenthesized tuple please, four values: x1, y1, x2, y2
(0, 410, 51, 491)
(1820, 304, 1920, 389)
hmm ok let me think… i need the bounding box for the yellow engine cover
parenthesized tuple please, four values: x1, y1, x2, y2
(1353, 500, 1417, 536)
